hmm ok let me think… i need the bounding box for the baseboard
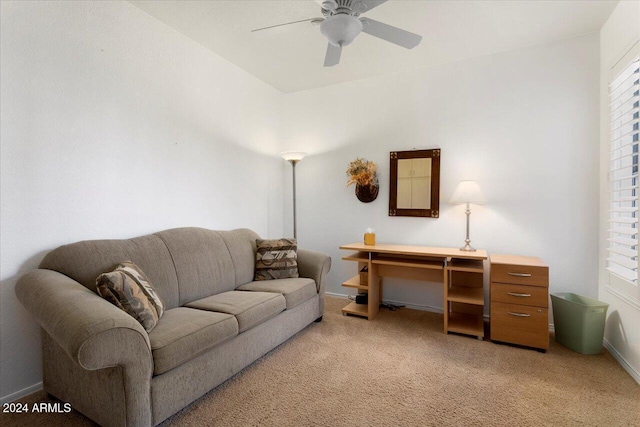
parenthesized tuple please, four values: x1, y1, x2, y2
(324, 291, 350, 299)
(383, 297, 444, 314)
(325, 291, 443, 314)
(548, 324, 638, 384)
(0, 382, 43, 405)
(603, 338, 640, 384)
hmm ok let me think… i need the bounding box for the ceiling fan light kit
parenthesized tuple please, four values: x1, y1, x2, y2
(320, 14, 363, 47)
(252, 0, 422, 67)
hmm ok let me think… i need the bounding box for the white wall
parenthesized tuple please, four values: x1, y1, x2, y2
(284, 34, 600, 314)
(0, 1, 285, 402)
(598, 0, 640, 382)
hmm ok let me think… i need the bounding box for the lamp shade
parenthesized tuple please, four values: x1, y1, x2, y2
(280, 151, 307, 162)
(449, 180, 486, 204)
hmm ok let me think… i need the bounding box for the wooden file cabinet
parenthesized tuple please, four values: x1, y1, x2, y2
(490, 254, 549, 351)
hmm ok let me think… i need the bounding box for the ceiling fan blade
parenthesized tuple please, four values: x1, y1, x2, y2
(324, 43, 342, 67)
(360, 0, 388, 13)
(251, 18, 321, 36)
(361, 18, 422, 49)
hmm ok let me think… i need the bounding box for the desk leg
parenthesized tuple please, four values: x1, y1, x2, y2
(443, 269, 449, 334)
(368, 262, 380, 320)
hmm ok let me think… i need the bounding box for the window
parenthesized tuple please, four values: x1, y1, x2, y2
(607, 57, 640, 300)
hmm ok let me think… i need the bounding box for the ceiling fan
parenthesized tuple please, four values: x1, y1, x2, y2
(251, 0, 422, 67)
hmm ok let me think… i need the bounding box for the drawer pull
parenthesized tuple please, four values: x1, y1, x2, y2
(507, 292, 531, 297)
(508, 312, 531, 317)
(508, 272, 532, 277)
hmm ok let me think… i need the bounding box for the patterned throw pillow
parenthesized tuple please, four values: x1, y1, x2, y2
(96, 261, 165, 332)
(254, 238, 299, 281)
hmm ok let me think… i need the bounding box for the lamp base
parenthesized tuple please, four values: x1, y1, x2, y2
(460, 209, 476, 252)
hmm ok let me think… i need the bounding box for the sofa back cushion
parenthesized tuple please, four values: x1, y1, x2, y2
(155, 228, 235, 305)
(254, 238, 299, 281)
(39, 234, 180, 309)
(217, 229, 260, 287)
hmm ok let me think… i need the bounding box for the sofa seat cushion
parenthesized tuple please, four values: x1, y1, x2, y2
(149, 307, 238, 375)
(185, 291, 286, 333)
(236, 278, 316, 310)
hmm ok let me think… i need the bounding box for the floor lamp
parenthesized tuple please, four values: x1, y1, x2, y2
(450, 180, 486, 252)
(280, 151, 306, 240)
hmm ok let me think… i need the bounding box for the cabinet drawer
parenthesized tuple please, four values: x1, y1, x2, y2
(490, 263, 548, 287)
(491, 302, 549, 350)
(491, 283, 548, 308)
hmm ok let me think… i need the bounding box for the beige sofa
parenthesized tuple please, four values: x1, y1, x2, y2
(15, 227, 331, 426)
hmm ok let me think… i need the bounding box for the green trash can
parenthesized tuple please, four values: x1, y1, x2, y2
(550, 293, 609, 354)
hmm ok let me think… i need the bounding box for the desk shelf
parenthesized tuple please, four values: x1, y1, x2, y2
(342, 275, 368, 291)
(341, 252, 374, 319)
(342, 252, 370, 262)
(447, 312, 484, 337)
(447, 259, 484, 273)
(444, 262, 485, 339)
(447, 286, 483, 305)
(341, 301, 369, 318)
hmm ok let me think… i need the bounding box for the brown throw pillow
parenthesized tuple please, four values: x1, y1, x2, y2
(96, 261, 165, 332)
(254, 238, 299, 281)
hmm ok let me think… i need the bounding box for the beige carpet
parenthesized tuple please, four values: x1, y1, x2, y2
(2, 295, 638, 426)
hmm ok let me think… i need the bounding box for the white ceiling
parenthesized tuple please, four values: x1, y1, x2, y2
(129, 0, 616, 93)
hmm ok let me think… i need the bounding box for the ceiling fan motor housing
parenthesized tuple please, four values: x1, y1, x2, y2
(322, 0, 366, 17)
(320, 14, 363, 47)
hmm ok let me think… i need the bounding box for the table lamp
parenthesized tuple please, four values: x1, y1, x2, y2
(449, 180, 486, 252)
(280, 151, 306, 239)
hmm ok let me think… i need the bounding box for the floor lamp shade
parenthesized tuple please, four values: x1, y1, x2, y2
(280, 151, 306, 162)
(450, 180, 486, 251)
(280, 151, 306, 240)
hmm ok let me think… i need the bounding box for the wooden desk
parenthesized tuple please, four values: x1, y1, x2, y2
(339, 243, 488, 338)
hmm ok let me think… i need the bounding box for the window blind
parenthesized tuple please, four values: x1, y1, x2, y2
(608, 57, 640, 284)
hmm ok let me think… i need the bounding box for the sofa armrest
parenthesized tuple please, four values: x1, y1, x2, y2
(15, 269, 152, 371)
(297, 249, 331, 295)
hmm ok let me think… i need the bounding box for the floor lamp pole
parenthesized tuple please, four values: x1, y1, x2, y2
(289, 159, 299, 240)
(281, 151, 305, 241)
